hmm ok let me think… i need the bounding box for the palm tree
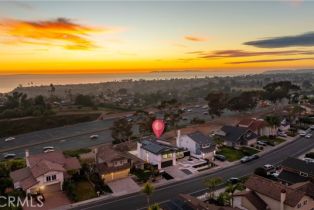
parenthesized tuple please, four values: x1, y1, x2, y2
(225, 183, 244, 207)
(142, 182, 154, 207)
(204, 177, 223, 199)
(265, 115, 280, 136)
(148, 203, 160, 210)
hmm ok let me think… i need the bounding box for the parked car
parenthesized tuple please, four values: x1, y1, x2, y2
(240, 156, 251, 163)
(214, 154, 226, 161)
(257, 141, 267, 146)
(4, 137, 15, 142)
(311, 125, 314, 130)
(90, 135, 99, 140)
(270, 171, 280, 177)
(303, 158, 314, 163)
(4, 153, 16, 159)
(227, 177, 240, 184)
(263, 164, 275, 171)
(300, 132, 307, 137)
(278, 132, 287, 137)
(43, 146, 54, 153)
(250, 154, 259, 160)
(305, 133, 312, 139)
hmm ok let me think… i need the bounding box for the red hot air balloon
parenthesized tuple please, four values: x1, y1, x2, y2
(152, 119, 165, 139)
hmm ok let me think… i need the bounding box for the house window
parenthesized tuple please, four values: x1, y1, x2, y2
(300, 171, 308, 177)
(297, 203, 301, 208)
(303, 200, 307, 205)
(167, 153, 172, 158)
(46, 175, 57, 182)
(162, 154, 168, 159)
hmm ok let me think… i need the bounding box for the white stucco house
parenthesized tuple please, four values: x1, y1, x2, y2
(10, 150, 81, 194)
(176, 130, 216, 160)
(137, 138, 184, 169)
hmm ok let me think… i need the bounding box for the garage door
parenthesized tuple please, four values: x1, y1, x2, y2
(44, 183, 61, 193)
(161, 160, 173, 168)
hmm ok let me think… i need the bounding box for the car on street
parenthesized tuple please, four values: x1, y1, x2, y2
(4, 137, 15, 142)
(300, 132, 307, 137)
(240, 156, 251, 163)
(90, 134, 99, 140)
(310, 125, 314, 130)
(303, 158, 314, 163)
(3, 153, 16, 159)
(227, 177, 240, 184)
(250, 154, 259, 160)
(305, 133, 312, 139)
(214, 154, 226, 161)
(257, 141, 267, 146)
(43, 146, 55, 153)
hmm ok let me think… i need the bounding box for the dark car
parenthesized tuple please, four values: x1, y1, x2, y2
(250, 154, 259, 160)
(227, 177, 240, 184)
(214, 154, 226, 161)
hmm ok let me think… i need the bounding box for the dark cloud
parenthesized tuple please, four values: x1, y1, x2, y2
(226, 57, 314, 64)
(191, 49, 314, 59)
(244, 32, 314, 48)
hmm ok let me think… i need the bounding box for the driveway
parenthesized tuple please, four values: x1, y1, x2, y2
(24, 183, 71, 210)
(107, 177, 140, 196)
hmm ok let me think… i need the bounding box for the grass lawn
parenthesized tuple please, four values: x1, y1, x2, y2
(75, 181, 97, 201)
(216, 146, 258, 162)
(258, 136, 286, 146)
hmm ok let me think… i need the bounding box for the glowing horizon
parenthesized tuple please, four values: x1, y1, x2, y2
(1, 1, 314, 74)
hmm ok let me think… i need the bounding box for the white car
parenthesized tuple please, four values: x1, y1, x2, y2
(310, 125, 314, 130)
(303, 158, 314, 163)
(44, 149, 55, 153)
(278, 132, 287, 137)
(5, 137, 15, 142)
(300, 132, 307, 137)
(4, 153, 16, 159)
(263, 164, 274, 171)
(90, 135, 99, 140)
(43, 146, 54, 152)
(305, 134, 312, 139)
(270, 171, 280, 177)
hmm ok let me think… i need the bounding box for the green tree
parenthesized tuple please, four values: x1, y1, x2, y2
(228, 91, 261, 112)
(254, 167, 268, 177)
(205, 92, 228, 119)
(225, 183, 245, 207)
(265, 115, 281, 136)
(110, 118, 133, 144)
(148, 203, 160, 210)
(157, 99, 183, 129)
(134, 110, 155, 137)
(142, 182, 154, 207)
(263, 81, 300, 103)
(75, 94, 94, 107)
(204, 177, 223, 199)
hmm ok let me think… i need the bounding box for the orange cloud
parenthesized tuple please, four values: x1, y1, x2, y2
(184, 35, 207, 42)
(0, 18, 107, 50)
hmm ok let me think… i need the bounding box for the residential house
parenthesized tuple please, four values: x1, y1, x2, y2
(238, 118, 271, 136)
(164, 193, 241, 210)
(96, 145, 131, 182)
(137, 138, 184, 169)
(215, 125, 258, 147)
(176, 130, 216, 160)
(277, 157, 314, 185)
(10, 150, 81, 194)
(234, 175, 314, 210)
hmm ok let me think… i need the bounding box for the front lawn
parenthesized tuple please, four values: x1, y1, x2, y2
(216, 146, 258, 162)
(75, 181, 97, 201)
(258, 136, 285, 146)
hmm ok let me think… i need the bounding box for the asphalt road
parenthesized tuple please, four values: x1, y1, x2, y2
(72, 131, 314, 210)
(0, 105, 245, 159)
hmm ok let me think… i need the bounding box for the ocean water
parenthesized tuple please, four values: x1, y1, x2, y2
(0, 71, 251, 93)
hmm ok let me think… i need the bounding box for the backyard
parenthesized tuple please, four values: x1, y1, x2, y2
(216, 146, 258, 162)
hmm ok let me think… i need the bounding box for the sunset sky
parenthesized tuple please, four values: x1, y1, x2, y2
(0, 1, 314, 74)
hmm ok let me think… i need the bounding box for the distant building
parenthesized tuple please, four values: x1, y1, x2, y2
(10, 150, 81, 194)
(137, 138, 184, 169)
(215, 125, 258, 147)
(234, 175, 314, 210)
(277, 157, 314, 185)
(176, 130, 216, 160)
(237, 118, 271, 136)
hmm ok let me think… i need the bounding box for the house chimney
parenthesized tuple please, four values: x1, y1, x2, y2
(25, 149, 30, 167)
(176, 130, 181, 147)
(280, 189, 286, 210)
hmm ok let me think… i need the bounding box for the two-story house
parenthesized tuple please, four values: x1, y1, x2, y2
(234, 175, 314, 210)
(10, 150, 81, 194)
(277, 157, 314, 185)
(96, 145, 132, 182)
(215, 125, 258, 147)
(137, 138, 184, 169)
(176, 130, 216, 160)
(238, 118, 271, 136)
